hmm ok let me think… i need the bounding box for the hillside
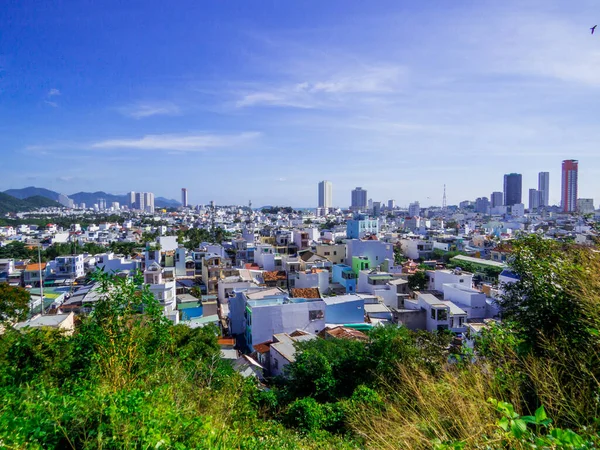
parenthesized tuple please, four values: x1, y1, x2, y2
(4, 187, 181, 209)
(0, 193, 61, 214)
(3, 186, 61, 201)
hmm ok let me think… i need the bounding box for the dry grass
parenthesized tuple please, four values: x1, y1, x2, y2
(347, 364, 502, 449)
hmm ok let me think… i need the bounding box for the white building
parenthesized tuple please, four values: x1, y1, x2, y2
(245, 296, 326, 351)
(318, 180, 333, 211)
(399, 238, 433, 260)
(405, 292, 467, 333)
(426, 268, 473, 292)
(346, 239, 394, 270)
(144, 262, 177, 321)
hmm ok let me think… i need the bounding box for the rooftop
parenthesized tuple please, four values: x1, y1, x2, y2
(451, 255, 506, 268)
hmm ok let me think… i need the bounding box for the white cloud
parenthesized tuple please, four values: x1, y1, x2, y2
(48, 88, 61, 96)
(90, 132, 261, 152)
(235, 64, 407, 109)
(118, 102, 181, 119)
(44, 100, 58, 108)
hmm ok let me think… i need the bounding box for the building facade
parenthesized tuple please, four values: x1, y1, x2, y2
(503, 173, 522, 206)
(538, 172, 550, 207)
(351, 187, 367, 211)
(561, 160, 578, 213)
(318, 181, 332, 210)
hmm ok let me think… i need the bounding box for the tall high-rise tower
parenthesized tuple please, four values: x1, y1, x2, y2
(181, 188, 188, 208)
(351, 187, 367, 211)
(503, 173, 522, 206)
(318, 181, 332, 210)
(538, 172, 550, 207)
(491, 191, 504, 208)
(561, 160, 578, 212)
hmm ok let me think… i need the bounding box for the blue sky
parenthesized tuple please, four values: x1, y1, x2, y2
(1, 0, 599, 207)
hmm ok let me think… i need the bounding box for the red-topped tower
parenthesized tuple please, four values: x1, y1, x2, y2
(561, 160, 578, 212)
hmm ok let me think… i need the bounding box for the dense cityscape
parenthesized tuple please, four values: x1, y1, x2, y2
(2, 0, 600, 447)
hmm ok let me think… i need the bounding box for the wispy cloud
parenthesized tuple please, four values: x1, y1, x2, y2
(235, 64, 407, 109)
(118, 102, 181, 119)
(48, 88, 61, 96)
(90, 132, 261, 152)
(43, 88, 61, 107)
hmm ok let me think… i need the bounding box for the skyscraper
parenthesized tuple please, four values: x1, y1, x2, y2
(528, 189, 541, 211)
(128, 191, 136, 208)
(181, 188, 188, 208)
(561, 160, 578, 212)
(491, 191, 504, 208)
(538, 172, 550, 207)
(318, 181, 332, 209)
(351, 187, 367, 211)
(503, 173, 522, 206)
(143, 192, 155, 213)
(388, 199, 396, 210)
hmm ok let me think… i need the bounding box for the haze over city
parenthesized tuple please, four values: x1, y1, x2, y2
(1, 0, 599, 206)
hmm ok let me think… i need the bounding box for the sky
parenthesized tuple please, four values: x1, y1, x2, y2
(1, 0, 599, 207)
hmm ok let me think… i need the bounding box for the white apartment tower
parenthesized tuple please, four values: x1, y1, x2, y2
(318, 181, 332, 210)
(538, 172, 550, 207)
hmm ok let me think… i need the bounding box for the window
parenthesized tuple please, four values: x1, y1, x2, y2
(273, 358, 278, 369)
(334, 251, 337, 255)
(459, 279, 464, 283)
(431, 309, 436, 319)
(309, 310, 324, 321)
(324, 251, 330, 256)
(437, 309, 448, 321)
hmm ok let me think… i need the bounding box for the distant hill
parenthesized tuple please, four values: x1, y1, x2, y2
(0, 193, 61, 214)
(3, 187, 181, 209)
(155, 197, 181, 208)
(4, 186, 61, 201)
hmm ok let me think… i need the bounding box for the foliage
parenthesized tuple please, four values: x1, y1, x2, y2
(407, 270, 428, 290)
(0, 284, 30, 323)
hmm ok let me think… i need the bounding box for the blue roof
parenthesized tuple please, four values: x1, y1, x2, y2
(500, 269, 519, 280)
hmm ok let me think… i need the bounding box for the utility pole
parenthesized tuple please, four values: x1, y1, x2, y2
(38, 243, 44, 316)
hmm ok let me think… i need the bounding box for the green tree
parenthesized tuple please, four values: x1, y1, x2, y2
(407, 271, 428, 290)
(0, 284, 30, 323)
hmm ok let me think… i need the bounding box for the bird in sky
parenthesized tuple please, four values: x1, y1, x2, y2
(592, 25, 597, 34)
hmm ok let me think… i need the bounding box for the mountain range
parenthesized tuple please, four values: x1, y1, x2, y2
(0, 192, 62, 214)
(3, 187, 181, 208)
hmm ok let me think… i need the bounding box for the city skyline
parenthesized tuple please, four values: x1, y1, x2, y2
(1, 1, 599, 206)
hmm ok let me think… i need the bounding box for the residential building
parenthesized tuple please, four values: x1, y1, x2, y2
(538, 172, 550, 207)
(426, 268, 473, 292)
(528, 189, 541, 211)
(244, 295, 326, 351)
(144, 262, 177, 320)
(143, 192, 155, 213)
(388, 199, 396, 210)
(351, 187, 367, 211)
(503, 173, 522, 206)
(490, 191, 504, 208)
(562, 159, 578, 212)
(399, 238, 434, 260)
(332, 264, 357, 293)
(408, 201, 420, 218)
(322, 294, 365, 325)
(475, 197, 489, 214)
(346, 239, 394, 271)
(48, 255, 85, 280)
(14, 312, 76, 336)
(318, 181, 332, 210)
(181, 188, 188, 207)
(22, 263, 47, 287)
(577, 198, 595, 214)
(405, 292, 467, 333)
(346, 214, 379, 239)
